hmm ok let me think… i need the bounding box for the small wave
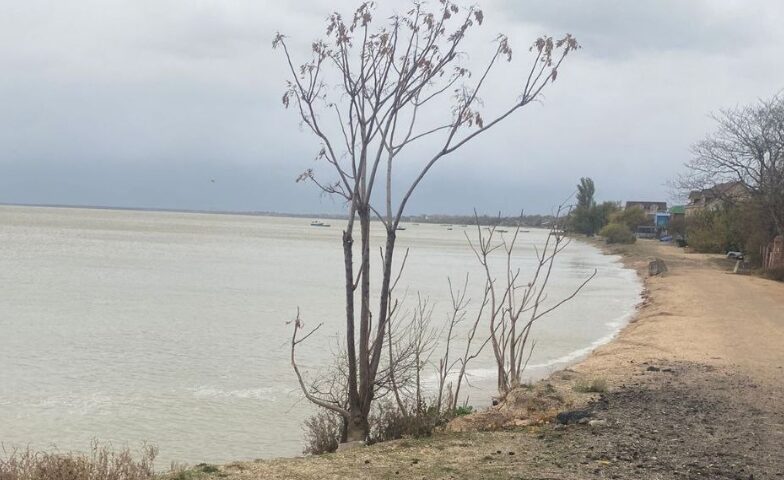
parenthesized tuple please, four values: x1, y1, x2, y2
(189, 386, 282, 402)
(30, 393, 114, 415)
(604, 307, 637, 329)
(528, 309, 637, 370)
(426, 307, 638, 385)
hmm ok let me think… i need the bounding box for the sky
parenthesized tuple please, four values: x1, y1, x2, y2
(1, 0, 782, 215)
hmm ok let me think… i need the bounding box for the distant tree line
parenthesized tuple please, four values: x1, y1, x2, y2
(566, 177, 644, 243)
(401, 213, 556, 228)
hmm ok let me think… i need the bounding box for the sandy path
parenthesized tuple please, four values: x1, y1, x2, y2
(580, 240, 784, 396)
(558, 240, 784, 478)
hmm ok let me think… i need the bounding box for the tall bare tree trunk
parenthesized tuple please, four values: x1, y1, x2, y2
(342, 220, 365, 441)
(349, 206, 371, 441)
(368, 230, 396, 384)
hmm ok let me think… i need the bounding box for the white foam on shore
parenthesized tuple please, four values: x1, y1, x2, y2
(537, 304, 640, 368)
(430, 305, 640, 386)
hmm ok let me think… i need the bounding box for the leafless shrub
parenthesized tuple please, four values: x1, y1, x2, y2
(302, 410, 343, 455)
(467, 210, 597, 395)
(304, 397, 446, 454)
(298, 286, 484, 452)
(368, 400, 443, 443)
(438, 275, 491, 414)
(0, 441, 157, 480)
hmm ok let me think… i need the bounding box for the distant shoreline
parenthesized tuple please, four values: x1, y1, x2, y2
(0, 202, 348, 220)
(0, 202, 555, 227)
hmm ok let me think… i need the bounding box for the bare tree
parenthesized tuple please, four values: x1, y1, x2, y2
(278, 1, 579, 442)
(381, 275, 492, 418)
(432, 274, 491, 415)
(449, 279, 491, 411)
(467, 211, 596, 394)
(433, 276, 468, 415)
(679, 93, 784, 236)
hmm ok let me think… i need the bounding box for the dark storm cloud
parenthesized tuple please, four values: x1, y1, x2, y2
(496, 0, 774, 58)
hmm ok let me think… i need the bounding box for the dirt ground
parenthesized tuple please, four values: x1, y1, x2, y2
(171, 240, 784, 480)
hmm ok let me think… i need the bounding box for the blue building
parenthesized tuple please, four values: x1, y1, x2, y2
(655, 212, 671, 228)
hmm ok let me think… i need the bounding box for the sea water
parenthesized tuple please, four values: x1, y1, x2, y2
(0, 205, 640, 464)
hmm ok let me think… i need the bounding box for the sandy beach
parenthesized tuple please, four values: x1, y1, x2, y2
(579, 238, 784, 392)
(169, 239, 784, 479)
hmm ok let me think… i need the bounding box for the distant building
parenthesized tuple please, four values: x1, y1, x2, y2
(636, 225, 657, 239)
(624, 201, 668, 231)
(624, 201, 668, 215)
(669, 205, 685, 219)
(686, 181, 748, 216)
(668, 206, 685, 229)
(655, 212, 671, 228)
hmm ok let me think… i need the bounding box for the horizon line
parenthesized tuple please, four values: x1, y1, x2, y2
(0, 202, 556, 220)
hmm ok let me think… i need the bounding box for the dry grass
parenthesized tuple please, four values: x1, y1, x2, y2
(302, 400, 458, 455)
(572, 377, 608, 393)
(0, 442, 157, 480)
(166, 464, 223, 480)
(163, 431, 562, 480)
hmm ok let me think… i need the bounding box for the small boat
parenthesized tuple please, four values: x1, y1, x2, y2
(396, 226, 406, 231)
(310, 220, 331, 227)
(497, 229, 508, 233)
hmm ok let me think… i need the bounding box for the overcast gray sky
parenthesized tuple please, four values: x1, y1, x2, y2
(1, 0, 782, 215)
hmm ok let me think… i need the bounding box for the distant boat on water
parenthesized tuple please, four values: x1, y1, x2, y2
(396, 226, 406, 231)
(310, 220, 331, 227)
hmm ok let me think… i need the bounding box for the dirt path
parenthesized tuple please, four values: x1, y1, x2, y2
(580, 239, 784, 392)
(171, 241, 784, 479)
(558, 240, 784, 479)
